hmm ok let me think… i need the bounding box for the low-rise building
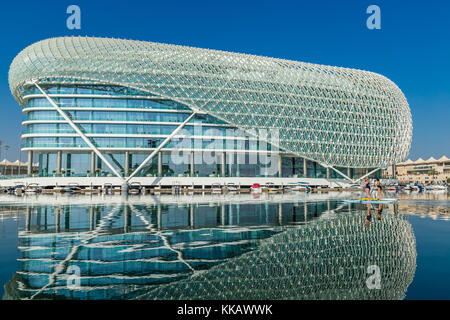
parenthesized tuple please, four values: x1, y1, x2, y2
(0, 159, 39, 177)
(384, 156, 450, 184)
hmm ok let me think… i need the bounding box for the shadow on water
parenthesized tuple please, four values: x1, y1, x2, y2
(0, 193, 417, 300)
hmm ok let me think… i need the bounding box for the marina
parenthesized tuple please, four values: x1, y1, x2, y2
(1, 176, 446, 196)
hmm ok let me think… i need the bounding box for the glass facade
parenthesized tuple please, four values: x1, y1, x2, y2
(10, 37, 412, 171)
(8, 37, 414, 181)
(22, 83, 367, 179)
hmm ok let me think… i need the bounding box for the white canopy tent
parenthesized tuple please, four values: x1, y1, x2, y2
(0, 159, 38, 176)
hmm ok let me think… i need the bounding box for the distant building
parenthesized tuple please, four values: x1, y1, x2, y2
(0, 159, 38, 176)
(384, 156, 450, 184)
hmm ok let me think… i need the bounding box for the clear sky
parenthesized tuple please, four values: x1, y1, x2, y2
(0, 0, 448, 161)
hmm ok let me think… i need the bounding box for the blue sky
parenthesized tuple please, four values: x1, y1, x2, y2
(0, 0, 448, 161)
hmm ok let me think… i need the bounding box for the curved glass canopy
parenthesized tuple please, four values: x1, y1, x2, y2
(9, 37, 412, 168)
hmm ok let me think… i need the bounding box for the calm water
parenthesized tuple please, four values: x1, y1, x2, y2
(0, 191, 449, 300)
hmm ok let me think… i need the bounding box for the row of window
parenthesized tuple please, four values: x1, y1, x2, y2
(25, 110, 190, 122)
(25, 97, 190, 111)
(23, 84, 153, 97)
(25, 110, 227, 125)
(23, 137, 277, 151)
(23, 123, 249, 137)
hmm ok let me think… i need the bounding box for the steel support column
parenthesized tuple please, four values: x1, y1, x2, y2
(221, 151, 226, 177)
(90, 151, 95, 175)
(303, 158, 307, 178)
(190, 151, 194, 176)
(125, 151, 130, 176)
(56, 151, 62, 175)
(278, 154, 282, 177)
(158, 151, 162, 176)
(27, 151, 33, 175)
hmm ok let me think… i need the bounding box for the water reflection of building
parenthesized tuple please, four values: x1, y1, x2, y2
(140, 212, 416, 300)
(3, 199, 416, 300)
(397, 192, 450, 220)
(0, 191, 355, 207)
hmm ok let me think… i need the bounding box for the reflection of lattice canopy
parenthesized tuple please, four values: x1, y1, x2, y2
(9, 37, 412, 168)
(142, 213, 417, 300)
(5, 206, 416, 300)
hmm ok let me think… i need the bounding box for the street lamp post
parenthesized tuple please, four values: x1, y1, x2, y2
(4, 145, 10, 175)
(4, 145, 9, 160)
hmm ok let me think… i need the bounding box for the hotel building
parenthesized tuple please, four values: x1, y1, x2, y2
(7, 37, 412, 183)
(384, 156, 450, 184)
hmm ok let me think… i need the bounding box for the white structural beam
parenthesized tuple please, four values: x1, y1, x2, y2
(129, 204, 195, 272)
(125, 112, 197, 182)
(30, 80, 125, 182)
(29, 205, 122, 299)
(126, 68, 241, 183)
(353, 167, 382, 183)
(323, 163, 382, 183)
(324, 164, 354, 182)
